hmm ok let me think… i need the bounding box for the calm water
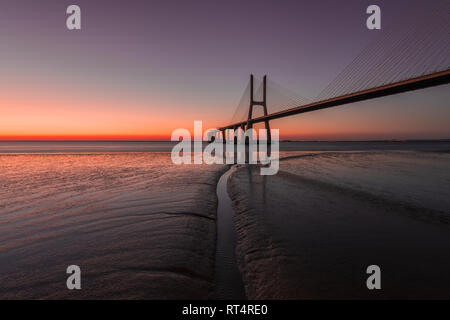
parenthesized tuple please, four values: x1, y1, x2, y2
(0, 150, 226, 299)
(0, 140, 449, 153)
(0, 141, 178, 153)
(0, 140, 449, 299)
(228, 149, 450, 299)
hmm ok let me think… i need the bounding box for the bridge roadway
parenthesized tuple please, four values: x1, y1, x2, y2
(219, 69, 450, 132)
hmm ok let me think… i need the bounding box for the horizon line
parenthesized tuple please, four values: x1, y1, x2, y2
(1, 139, 449, 143)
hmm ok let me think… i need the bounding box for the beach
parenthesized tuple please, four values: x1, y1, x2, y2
(228, 149, 450, 299)
(0, 150, 227, 299)
(1, 141, 450, 299)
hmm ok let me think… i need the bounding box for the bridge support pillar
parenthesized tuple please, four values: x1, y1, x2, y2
(239, 124, 246, 144)
(247, 74, 271, 144)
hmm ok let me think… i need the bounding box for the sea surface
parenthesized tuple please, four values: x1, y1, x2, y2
(1, 140, 449, 153)
(0, 140, 449, 299)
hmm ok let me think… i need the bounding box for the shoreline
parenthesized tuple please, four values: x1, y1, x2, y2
(1, 148, 449, 298)
(227, 151, 450, 299)
(0, 153, 228, 299)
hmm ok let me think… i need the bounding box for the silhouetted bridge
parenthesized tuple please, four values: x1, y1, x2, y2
(218, 70, 450, 141)
(217, 1, 449, 142)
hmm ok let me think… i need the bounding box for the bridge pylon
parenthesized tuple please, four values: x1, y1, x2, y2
(247, 74, 271, 143)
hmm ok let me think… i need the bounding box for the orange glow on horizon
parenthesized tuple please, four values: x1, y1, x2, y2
(2, 82, 449, 141)
(0, 134, 171, 141)
(0, 86, 218, 141)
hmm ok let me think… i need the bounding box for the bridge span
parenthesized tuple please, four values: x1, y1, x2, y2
(219, 69, 450, 136)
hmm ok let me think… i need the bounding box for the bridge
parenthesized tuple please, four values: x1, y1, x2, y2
(217, 1, 449, 143)
(218, 70, 450, 141)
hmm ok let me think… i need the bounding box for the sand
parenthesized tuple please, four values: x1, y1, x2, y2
(228, 151, 450, 299)
(0, 153, 227, 299)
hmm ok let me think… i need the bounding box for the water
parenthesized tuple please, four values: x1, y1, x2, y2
(280, 151, 450, 214)
(214, 165, 246, 299)
(1, 139, 449, 154)
(0, 140, 449, 299)
(228, 148, 450, 299)
(0, 141, 177, 153)
(0, 150, 227, 299)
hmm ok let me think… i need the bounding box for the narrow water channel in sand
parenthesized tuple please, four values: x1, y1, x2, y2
(214, 165, 246, 299)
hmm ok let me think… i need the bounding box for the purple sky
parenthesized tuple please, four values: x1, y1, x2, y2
(0, 0, 448, 139)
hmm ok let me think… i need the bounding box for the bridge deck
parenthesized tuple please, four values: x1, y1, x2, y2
(219, 69, 450, 131)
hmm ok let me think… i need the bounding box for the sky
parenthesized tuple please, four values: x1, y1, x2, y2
(0, 0, 448, 140)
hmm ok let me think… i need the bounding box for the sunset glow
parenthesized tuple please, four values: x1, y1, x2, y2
(1, 0, 448, 141)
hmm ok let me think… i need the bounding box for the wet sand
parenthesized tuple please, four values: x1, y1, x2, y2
(228, 151, 450, 299)
(2, 145, 450, 299)
(0, 153, 227, 299)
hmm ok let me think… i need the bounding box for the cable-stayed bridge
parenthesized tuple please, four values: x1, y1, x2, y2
(218, 1, 449, 141)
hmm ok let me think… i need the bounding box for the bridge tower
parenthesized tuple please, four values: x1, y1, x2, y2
(247, 74, 271, 142)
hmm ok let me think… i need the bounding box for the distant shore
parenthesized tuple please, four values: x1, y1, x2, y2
(1, 139, 450, 154)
